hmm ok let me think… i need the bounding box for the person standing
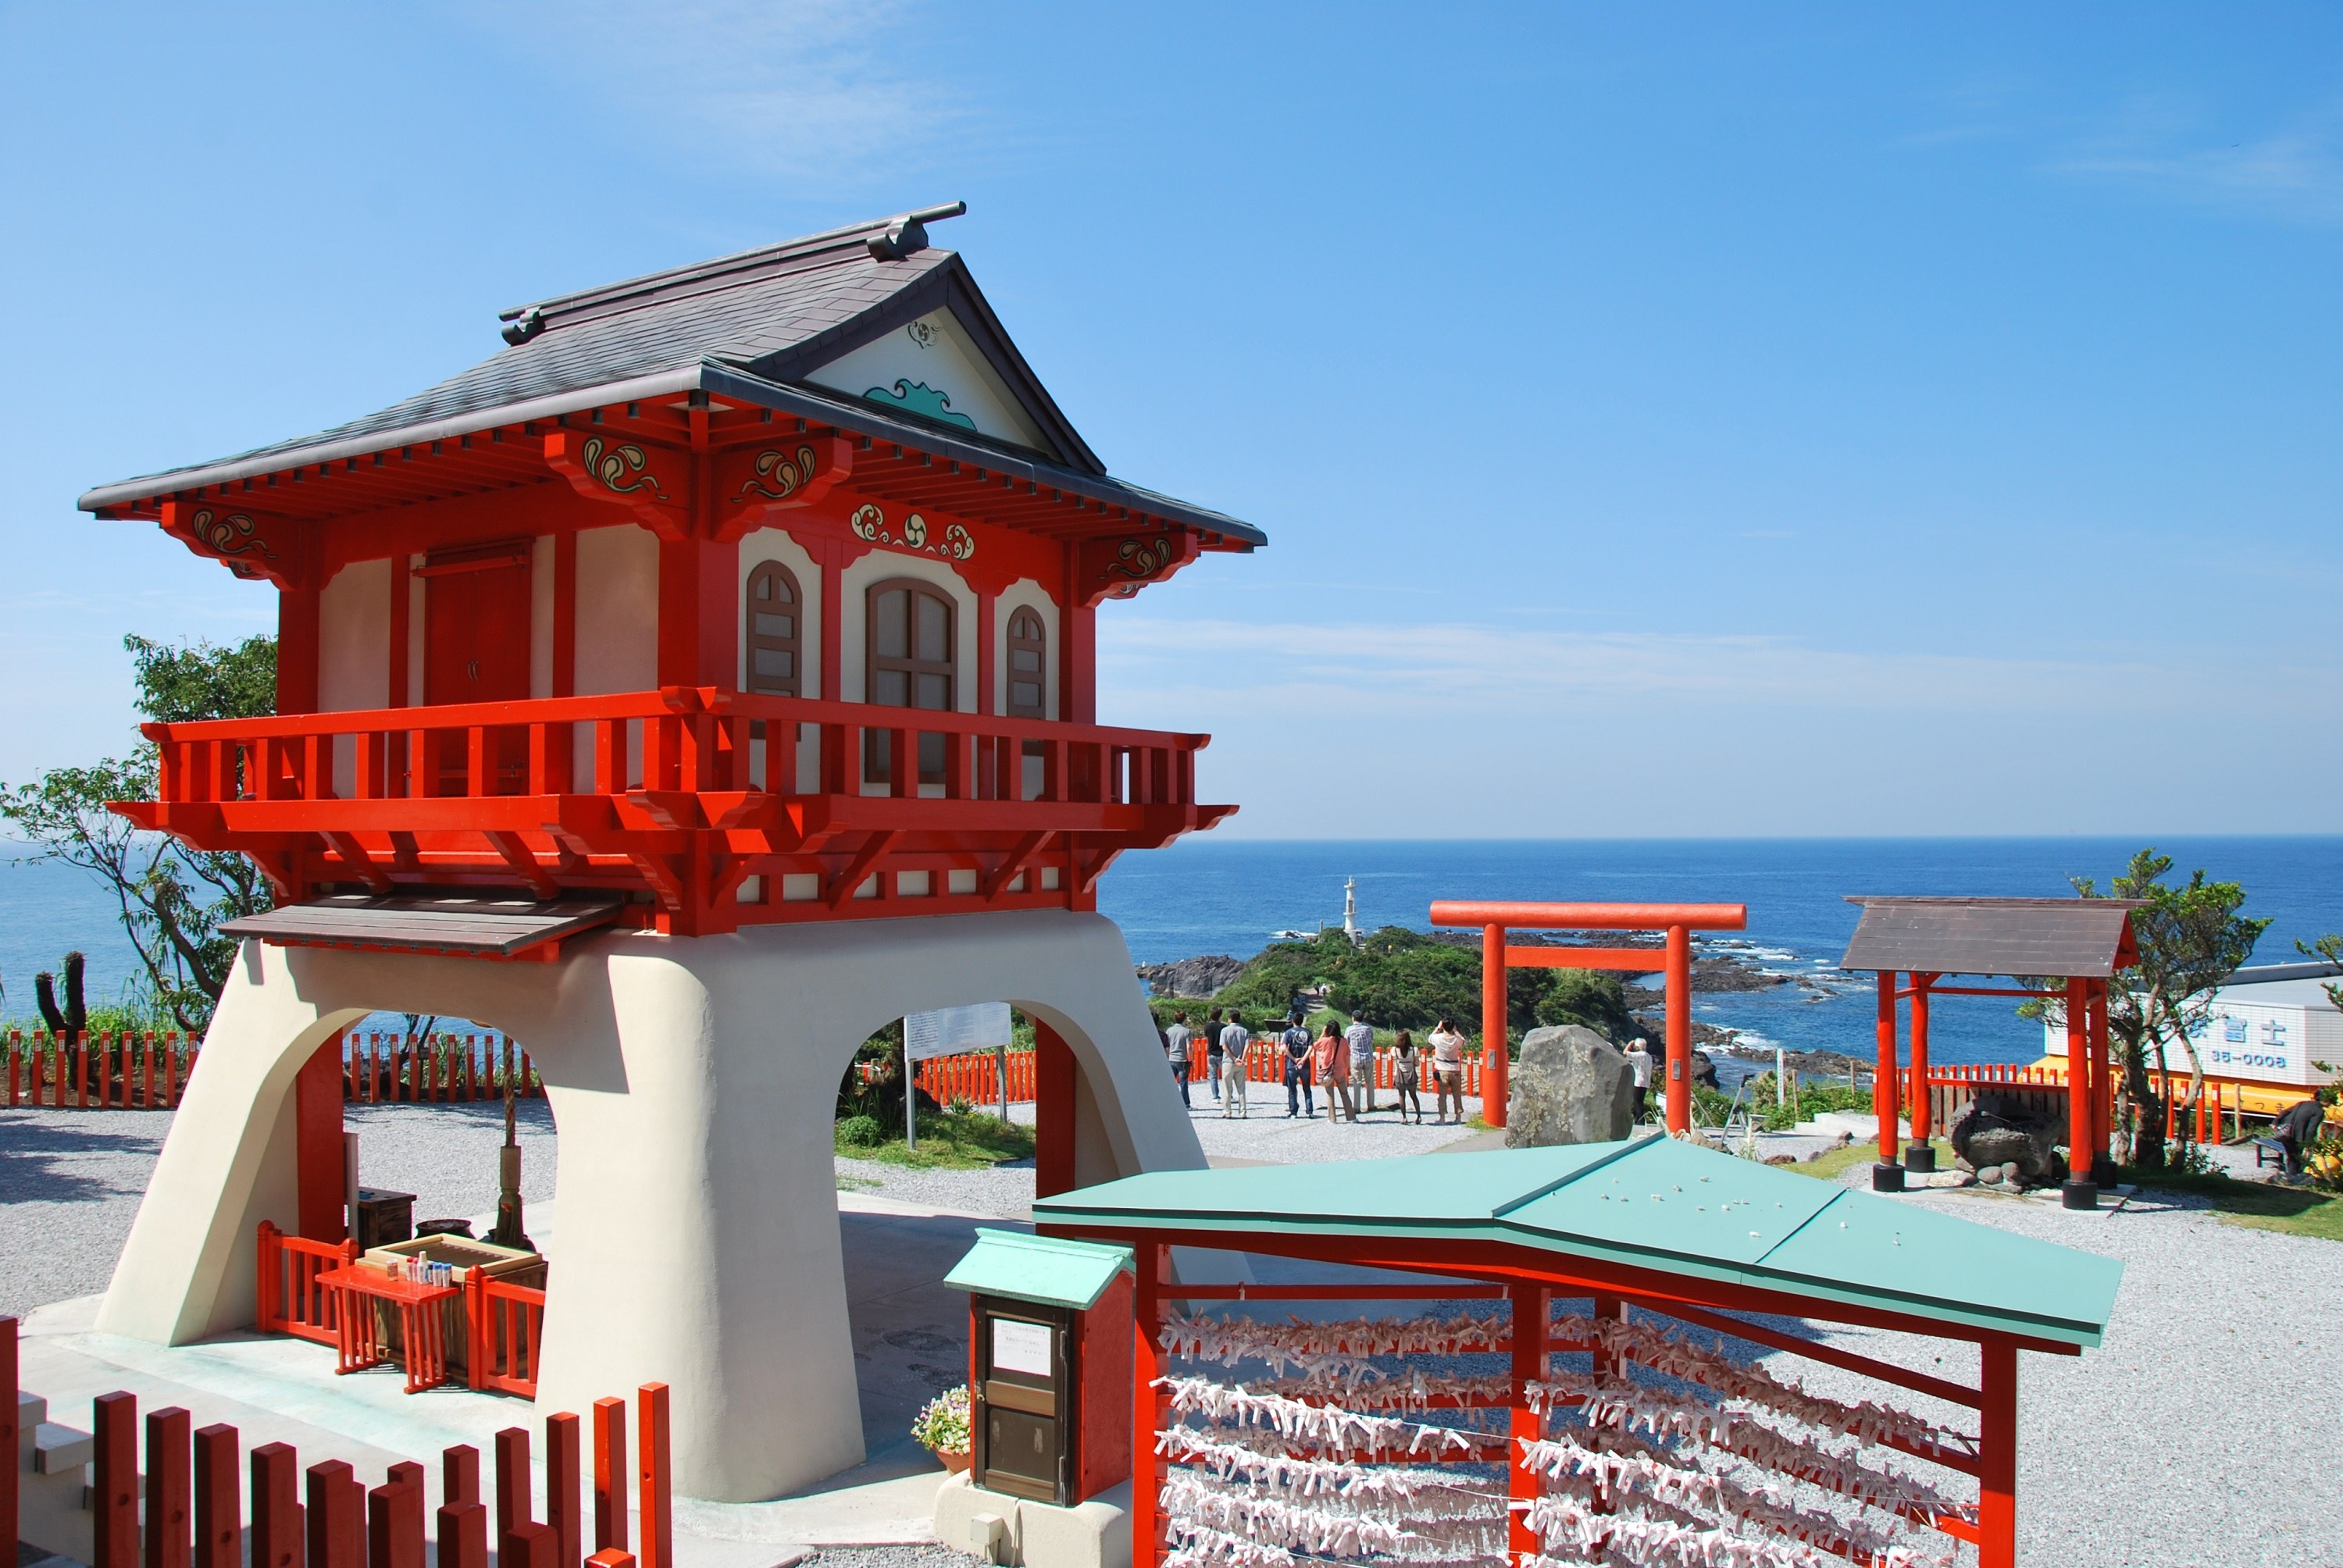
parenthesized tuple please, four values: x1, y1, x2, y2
(1204, 1009, 1225, 1104)
(1219, 1013, 1251, 1117)
(1624, 1039, 1653, 1123)
(1393, 1030, 1424, 1124)
(1345, 1013, 1378, 1117)
(1428, 1017, 1467, 1125)
(1281, 1013, 1315, 1117)
(1314, 1020, 1349, 1123)
(1164, 1011, 1193, 1110)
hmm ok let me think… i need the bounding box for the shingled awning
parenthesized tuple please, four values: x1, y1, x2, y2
(223, 893, 626, 959)
(1838, 896, 2142, 978)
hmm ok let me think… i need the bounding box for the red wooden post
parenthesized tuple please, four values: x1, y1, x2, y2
(366, 1477, 424, 1568)
(1978, 1338, 2017, 1568)
(436, 1502, 487, 1568)
(143, 1034, 156, 1109)
(443, 1445, 480, 1506)
(546, 1412, 583, 1568)
(504, 1521, 557, 1568)
(2088, 980, 2113, 1181)
(2063, 978, 2095, 1206)
(194, 1424, 241, 1568)
(636, 1384, 671, 1568)
(308, 1457, 366, 1568)
(249, 1443, 303, 1568)
(494, 1427, 533, 1542)
(587, 1552, 637, 1568)
(145, 1406, 194, 1568)
(1034, 1022, 1076, 1199)
(1131, 1244, 1162, 1568)
(6, 1029, 18, 1107)
(592, 1399, 628, 1553)
(1873, 971, 1899, 1172)
(1908, 975, 1934, 1156)
(93, 1391, 138, 1568)
(298, 1036, 348, 1242)
(1506, 1283, 1547, 1560)
(1664, 924, 1692, 1135)
(1481, 923, 1508, 1128)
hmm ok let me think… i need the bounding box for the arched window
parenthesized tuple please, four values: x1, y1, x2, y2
(745, 561, 803, 697)
(866, 578, 955, 786)
(1006, 608, 1047, 718)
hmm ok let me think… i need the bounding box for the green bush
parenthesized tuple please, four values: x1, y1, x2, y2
(837, 1114, 884, 1148)
(1533, 971, 1642, 1043)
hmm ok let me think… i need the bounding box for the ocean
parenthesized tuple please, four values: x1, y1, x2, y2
(9, 837, 2341, 1071)
(1096, 837, 2343, 1073)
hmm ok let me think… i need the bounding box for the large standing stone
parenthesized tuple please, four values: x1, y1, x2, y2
(1506, 1025, 1635, 1148)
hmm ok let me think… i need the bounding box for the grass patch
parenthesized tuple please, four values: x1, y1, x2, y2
(836, 1109, 1036, 1171)
(2121, 1166, 2343, 1242)
(1787, 1139, 1956, 1184)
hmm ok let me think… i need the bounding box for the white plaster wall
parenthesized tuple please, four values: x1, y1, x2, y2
(735, 526, 822, 697)
(993, 577, 1059, 721)
(530, 533, 556, 700)
(805, 309, 1051, 451)
(95, 911, 1203, 1503)
(838, 551, 977, 711)
(574, 524, 660, 789)
(318, 558, 391, 797)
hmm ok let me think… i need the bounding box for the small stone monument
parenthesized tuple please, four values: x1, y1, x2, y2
(1505, 1025, 1635, 1148)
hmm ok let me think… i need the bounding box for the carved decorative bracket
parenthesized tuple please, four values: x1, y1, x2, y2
(1076, 529, 1200, 607)
(544, 430, 690, 538)
(157, 500, 312, 590)
(713, 436, 854, 542)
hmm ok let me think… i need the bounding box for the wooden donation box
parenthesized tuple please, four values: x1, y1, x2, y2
(944, 1228, 1134, 1507)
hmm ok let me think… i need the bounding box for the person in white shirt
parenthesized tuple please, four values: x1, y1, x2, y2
(1428, 1018, 1468, 1124)
(1218, 1015, 1251, 1117)
(1624, 1038, 1653, 1122)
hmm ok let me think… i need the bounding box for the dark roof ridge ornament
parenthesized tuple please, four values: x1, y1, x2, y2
(867, 200, 968, 261)
(500, 305, 545, 347)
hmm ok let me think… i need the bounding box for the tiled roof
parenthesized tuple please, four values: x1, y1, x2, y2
(1838, 897, 2143, 979)
(81, 208, 1164, 506)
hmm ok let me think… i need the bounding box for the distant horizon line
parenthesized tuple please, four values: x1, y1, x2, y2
(1152, 831, 2343, 846)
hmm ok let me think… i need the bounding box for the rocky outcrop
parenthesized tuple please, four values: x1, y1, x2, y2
(1505, 1025, 1635, 1148)
(1136, 955, 1247, 999)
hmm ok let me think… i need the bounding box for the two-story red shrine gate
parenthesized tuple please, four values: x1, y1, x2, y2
(81, 205, 1254, 1505)
(86, 202, 1253, 939)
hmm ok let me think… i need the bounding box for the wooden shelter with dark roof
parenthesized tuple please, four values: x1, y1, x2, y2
(1839, 896, 2142, 1208)
(86, 203, 1258, 946)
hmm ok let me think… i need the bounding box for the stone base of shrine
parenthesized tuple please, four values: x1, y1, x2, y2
(936, 1472, 1133, 1568)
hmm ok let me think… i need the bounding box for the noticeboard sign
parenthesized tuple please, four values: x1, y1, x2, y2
(906, 1002, 1014, 1064)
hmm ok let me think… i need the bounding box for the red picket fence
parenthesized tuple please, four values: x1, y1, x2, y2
(341, 1034, 544, 1106)
(255, 1224, 359, 1347)
(5, 1313, 672, 1568)
(862, 1041, 1488, 1107)
(3, 1031, 199, 1109)
(470, 1274, 548, 1399)
(1904, 1063, 2248, 1145)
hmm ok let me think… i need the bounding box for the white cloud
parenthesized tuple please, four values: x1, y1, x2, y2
(463, 0, 966, 182)
(2056, 101, 2343, 226)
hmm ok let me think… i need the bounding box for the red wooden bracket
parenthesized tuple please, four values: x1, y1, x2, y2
(1077, 529, 1200, 607)
(544, 432, 690, 540)
(158, 500, 312, 590)
(712, 436, 854, 541)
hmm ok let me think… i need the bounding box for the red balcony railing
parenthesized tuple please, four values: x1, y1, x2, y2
(116, 686, 1233, 934)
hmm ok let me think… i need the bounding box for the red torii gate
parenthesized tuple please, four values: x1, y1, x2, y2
(1838, 896, 2141, 1209)
(1429, 900, 1749, 1133)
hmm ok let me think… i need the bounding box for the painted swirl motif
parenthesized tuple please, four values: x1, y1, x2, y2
(580, 436, 666, 497)
(1100, 536, 1175, 582)
(845, 502, 977, 562)
(188, 508, 276, 561)
(739, 444, 820, 502)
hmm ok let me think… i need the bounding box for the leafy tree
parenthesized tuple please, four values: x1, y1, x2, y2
(1533, 970, 1642, 1043)
(1208, 926, 1559, 1042)
(2038, 849, 2266, 1168)
(0, 635, 278, 1032)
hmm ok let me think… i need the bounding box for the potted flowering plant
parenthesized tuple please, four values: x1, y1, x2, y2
(911, 1384, 972, 1473)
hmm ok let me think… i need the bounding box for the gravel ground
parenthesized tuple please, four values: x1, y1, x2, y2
(798, 1547, 978, 1568)
(0, 1107, 172, 1318)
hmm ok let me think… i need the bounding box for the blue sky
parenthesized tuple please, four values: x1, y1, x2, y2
(3, 3, 2338, 837)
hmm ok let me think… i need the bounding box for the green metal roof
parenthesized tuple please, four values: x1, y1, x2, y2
(1031, 1138, 2122, 1348)
(943, 1228, 1135, 1311)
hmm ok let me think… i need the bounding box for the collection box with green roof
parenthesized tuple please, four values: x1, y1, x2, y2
(945, 1229, 1136, 1507)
